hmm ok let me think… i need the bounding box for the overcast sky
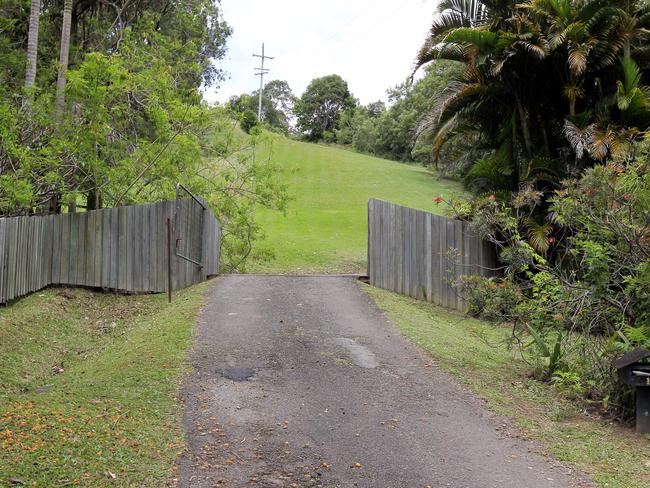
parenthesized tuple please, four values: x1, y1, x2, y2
(204, 0, 439, 106)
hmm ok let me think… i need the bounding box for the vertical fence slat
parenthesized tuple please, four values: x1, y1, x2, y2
(100, 210, 110, 289)
(133, 204, 142, 292)
(154, 202, 164, 293)
(93, 210, 102, 287)
(368, 200, 375, 286)
(110, 208, 119, 289)
(0, 219, 5, 303)
(454, 219, 464, 311)
(145, 204, 155, 292)
(425, 213, 433, 302)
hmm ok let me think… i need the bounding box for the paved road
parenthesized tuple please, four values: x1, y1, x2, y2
(178, 275, 590, 488)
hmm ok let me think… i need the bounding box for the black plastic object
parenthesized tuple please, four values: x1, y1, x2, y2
(614, 349, 650, 434)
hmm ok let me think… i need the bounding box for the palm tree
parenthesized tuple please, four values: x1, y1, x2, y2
(55, 0, 73, 119)
(414, 0, 492, 70)
(415, 0, 649, 191)
(24, 0, 41, 90)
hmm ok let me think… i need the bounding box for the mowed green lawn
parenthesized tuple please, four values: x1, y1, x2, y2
(249, 136, 464, 274)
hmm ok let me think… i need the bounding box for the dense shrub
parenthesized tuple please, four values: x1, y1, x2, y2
(240, 109, 258, 134)
(452, 136, 650, 418)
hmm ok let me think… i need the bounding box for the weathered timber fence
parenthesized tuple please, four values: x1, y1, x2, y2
(0, 199, 220, 304)
(368, 199, 499, 312)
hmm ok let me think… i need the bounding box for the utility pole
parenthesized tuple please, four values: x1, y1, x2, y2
(253, 42, 273, 121)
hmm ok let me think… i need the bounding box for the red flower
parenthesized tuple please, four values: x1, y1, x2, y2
(548, 237, 557, 244)
(488, 194, 497, 202)
(622, 193, 633, 201)
(432, 195, 444, 205)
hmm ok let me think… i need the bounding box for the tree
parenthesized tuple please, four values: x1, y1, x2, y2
(54, 0, 72, 119)
(365, 101, 386, 118)
(240, 109, 258, 134)
(0, 2, 291, 270)
(262, 79, 295, 131)
(331, 63, 460, 163)
(295, 74, 355, 140)
(414, 0, 650, 192)
(263, 80, 295, 120)
(1, 0, 233, 215)
(230, 80, 295, 133)
(24, 0, 40, 90)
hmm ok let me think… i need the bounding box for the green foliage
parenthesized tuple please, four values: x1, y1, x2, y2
(0, 0, 290, 269)
(240, 109, 258, 134)
(459, 276, 522, 322)
(415, 0, 650, 190)
(332, 62, 461, 164)
(229, 80, 295, 134)
(525, 325, 564, 377)
(294, 74, 355, 141)
(454, 136, 650, 417)
(1, 0, 231, 211)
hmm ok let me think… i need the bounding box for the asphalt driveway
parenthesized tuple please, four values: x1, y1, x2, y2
(177, 275, 590, 488)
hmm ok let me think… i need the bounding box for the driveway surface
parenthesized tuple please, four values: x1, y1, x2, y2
(177, 275, 590, 488)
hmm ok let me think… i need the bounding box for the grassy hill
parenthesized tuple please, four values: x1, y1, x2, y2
(249, 136, 464, 274)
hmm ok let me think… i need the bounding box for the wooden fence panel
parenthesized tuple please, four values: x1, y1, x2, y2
(368, 198, 499, 312)
(0, 199, 221, 304)
(0, 219, 6, 303)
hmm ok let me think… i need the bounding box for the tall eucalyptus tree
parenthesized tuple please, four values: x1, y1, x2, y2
(54, 0, 72, 118)
(24, 0, 41, 90)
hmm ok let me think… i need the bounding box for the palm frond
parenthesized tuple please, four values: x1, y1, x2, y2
(445, 27, 499, 51)
(619, 56, 642, 93)
(567, 45, 588, 75)
(524, 218, 552, 254)
(562, 120, 596, 159)
(414, 0, 491, 72)
(464, 155, 515, 191)
(547, 0, 570, 19)
(514, 38, 549, 59)
(562, 83, 585, 103)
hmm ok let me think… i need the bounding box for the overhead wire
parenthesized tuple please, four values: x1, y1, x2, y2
(281, 0, 386, 65)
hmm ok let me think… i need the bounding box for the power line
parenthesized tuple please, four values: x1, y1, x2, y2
(323, 0, 414, 58)
(282, 0, 384, 65)
(253, 42, 274, 121)
(311, 0, 384, 53)
(280, 0, 414, 77)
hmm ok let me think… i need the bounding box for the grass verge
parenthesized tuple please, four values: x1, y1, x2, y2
(250, 136, 464, 274)
(0, 283, 210, 487)
(361, 283, 650, 488)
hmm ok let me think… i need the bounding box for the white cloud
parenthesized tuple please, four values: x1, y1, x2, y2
(205, 0, 438, 105)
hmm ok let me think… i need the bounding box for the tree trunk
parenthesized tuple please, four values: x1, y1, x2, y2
(25, 0, 41, 90)
(55, 0, 73, 119)
(515, 94, 533, 160)
(48, 192, 61, 214)
(86, 188, 101, 211)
